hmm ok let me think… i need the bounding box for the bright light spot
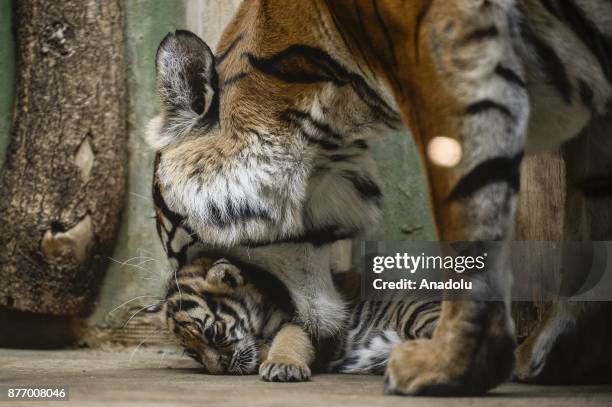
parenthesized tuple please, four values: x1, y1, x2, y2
(427, 136, 462, 168)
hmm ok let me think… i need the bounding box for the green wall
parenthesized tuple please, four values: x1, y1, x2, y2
(351, 132, 435, 267)
(87, 0, 186, 328)
(371, 132, 435, 241)
(0, 0, 15, 169)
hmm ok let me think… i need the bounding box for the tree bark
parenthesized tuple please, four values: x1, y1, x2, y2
(0, 0, 127, 316)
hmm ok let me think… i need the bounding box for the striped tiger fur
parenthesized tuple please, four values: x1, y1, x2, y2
(162, 257, 440, 379)
(148, 0, 612, 396)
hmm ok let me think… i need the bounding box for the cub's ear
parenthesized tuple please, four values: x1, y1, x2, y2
(205, 259, 245, 290)
(151, 30, 218, 148)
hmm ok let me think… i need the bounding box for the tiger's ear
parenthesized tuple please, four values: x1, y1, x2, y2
(205, 259, 245, 290)
(152, 30, 219, 147)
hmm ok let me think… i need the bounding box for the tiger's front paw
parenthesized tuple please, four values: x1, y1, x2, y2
(384, 334, 514, 396)
(259, 356, 311, 382)
(384, 339, 458, 396)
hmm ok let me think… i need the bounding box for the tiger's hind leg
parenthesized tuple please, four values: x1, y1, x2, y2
(515, 118, 612, 384)
(381, 0, 527, 395)
(515, 302, 612, 384)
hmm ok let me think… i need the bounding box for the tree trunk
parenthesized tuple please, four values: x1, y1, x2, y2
(0, 0, 127, 316)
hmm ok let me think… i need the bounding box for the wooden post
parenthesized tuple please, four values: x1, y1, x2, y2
(513, 151, 565, 338)
(514, 116, 612, 339)
(0, 0, 128, 316)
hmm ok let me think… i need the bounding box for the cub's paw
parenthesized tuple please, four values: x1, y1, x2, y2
(259, 357, 311, 382)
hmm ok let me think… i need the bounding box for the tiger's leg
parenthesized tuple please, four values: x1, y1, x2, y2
(382, 0, 527, 395)
(515, 118, 612, 383)
(515, 301, 612, 383)
(227, 243, 347, 339)
(259, 323, 315, 382)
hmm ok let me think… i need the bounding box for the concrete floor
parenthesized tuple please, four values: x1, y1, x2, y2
(1, 347, 612, 407)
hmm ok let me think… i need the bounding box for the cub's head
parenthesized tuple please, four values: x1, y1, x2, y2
(162, 257, 285, 374)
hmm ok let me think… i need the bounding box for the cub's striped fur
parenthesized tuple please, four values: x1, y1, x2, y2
(163, 257, 439, 379)
(149, 0, 612, 396)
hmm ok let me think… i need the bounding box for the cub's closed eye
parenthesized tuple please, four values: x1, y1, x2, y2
(204, 325, 215, 341)
(193, 318, 203, 331)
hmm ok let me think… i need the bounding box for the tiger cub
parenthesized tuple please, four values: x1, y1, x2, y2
(162, 257, 440, 381)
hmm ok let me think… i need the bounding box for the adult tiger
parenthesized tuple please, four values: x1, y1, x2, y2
(148, 0, 612, 396)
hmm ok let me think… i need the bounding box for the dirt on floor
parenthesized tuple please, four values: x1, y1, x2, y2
(1, 347, 612, 407)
